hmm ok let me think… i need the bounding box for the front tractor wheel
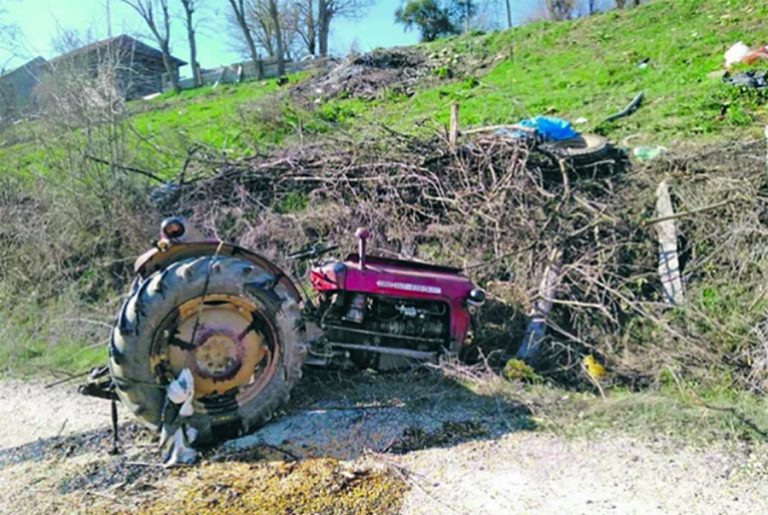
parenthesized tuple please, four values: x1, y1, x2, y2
(109, 255, 307, 444)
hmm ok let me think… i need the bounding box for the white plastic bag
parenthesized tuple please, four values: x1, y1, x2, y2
(725, 42, 750, 67)
(167, 368, 195, 417)
(161, 425, 199, 467)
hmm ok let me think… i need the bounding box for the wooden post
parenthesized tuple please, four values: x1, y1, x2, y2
(655, 180, 685, 305)
(516, 248, 563, 360)
(449, 102, 459, 149)
(764, 125, 768, 170)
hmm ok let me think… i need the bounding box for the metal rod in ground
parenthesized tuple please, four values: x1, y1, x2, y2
(110, 399, 120, 455)
(516, 248, 563, 360)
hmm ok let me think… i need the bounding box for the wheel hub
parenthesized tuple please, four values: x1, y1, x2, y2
(163, 295, 271, 398)
(190, 328, 244, 380)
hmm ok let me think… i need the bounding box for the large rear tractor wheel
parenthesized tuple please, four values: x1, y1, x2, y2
(109, 255, 307, 444)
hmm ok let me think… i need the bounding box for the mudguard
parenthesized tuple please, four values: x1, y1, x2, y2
(134, 242, 303, 304)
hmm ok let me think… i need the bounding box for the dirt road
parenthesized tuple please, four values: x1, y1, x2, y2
(1, 373, 766, 514)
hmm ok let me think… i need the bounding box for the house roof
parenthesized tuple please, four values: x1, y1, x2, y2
(0, 56, 47, 81)
(50, 35, 187, 67)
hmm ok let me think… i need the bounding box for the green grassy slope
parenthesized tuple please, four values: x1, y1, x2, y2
(366, 0, 768, 143)
(3, 0, 767, 181)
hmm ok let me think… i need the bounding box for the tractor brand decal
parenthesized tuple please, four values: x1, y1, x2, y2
(376, 280, 442, 295)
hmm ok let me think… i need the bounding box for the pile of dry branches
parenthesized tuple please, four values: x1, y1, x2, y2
(292, 49, 430, 103)
(173, 131, 663, 381)
(165, 131, 768, 389)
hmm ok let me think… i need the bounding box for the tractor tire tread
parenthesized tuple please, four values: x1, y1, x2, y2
(108, 255, 306, 444)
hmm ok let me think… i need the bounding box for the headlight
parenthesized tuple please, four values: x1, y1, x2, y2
(467, 288, 486, 314)
(161, 217, 186, 239)
(468, 288, 486, 306)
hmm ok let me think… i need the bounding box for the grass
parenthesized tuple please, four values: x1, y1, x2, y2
(540, 386, 768, 445)
(0, 295, 110, 377)
(0, 340, 107, 378)
(4, 0, 768, 183)
(357, 0, 768, 144)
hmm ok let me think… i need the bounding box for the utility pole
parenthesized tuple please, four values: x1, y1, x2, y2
(504, 0, 512, 28)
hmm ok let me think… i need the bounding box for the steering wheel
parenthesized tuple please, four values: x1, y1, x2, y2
(287, 242, 339, 261)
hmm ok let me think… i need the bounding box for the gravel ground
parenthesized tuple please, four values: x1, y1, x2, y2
(0, 379, 129, 449)
(1, 376, 767, 514)
(398, 433, 768, 515)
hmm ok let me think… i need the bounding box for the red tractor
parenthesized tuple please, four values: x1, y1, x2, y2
(102, 218, 485, 443)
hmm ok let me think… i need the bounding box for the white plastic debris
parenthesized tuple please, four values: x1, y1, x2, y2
(725, 41, 750, 67)
(161, 425, 199, 467)
(161, 368, 198, 467)
(167, 368, 195, 417)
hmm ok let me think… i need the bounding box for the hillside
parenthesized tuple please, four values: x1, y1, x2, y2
(3, 1, 768, 512)
(0, 0, 767, 428)
(3, 0, 768, 179)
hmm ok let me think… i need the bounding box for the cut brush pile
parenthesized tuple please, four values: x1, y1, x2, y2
(164, 129, 768, 391)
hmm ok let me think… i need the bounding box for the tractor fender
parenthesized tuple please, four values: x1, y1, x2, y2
(134, 242, 303, 304)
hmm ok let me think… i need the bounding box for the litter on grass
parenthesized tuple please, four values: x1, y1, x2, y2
(724, 70, 768, 89)
(725, 42, 751, 67)
(633, 146, 667, 161)
(725, 41, 768, 67)
(495, 116, 579, 142)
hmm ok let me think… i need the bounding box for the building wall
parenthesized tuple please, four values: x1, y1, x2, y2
(0, 59, 46, 121)
(1, 45, 181, 121)
(121, 56, 173, 99)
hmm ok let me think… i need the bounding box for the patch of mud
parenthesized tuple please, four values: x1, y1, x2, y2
(388, 420, 490, 454)
(0, 420, 152, 470)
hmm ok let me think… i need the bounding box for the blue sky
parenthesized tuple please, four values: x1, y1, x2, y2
(1, 0, 541, 74)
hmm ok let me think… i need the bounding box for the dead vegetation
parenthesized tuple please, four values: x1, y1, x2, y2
(291, 43, 496, 103)
(151, 128, 768, 393)
(173, 130, 647, 382)
(141, 457, 407, 515)
(292, 49, 429, 102)
(5, 101, 768, 393)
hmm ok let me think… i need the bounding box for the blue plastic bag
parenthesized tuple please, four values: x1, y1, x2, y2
(518, 116, 579, 141)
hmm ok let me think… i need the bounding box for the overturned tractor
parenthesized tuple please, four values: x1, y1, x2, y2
(84, 218, 485, 446)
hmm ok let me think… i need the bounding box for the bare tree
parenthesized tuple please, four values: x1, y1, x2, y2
(120, 0, 180, 93)
(50, 27, 98, 54)
(295, 0, 316, 56)
(279, 3, 304, 60)
(180, 0, 202, 87)
(317, 0, 371, 57)
(227, 0, 264, 79)
(248, 0, 277, 58)
(0, 3, 21, 69)
(245, 1, 303, 63)
(267, 0, 285, 76)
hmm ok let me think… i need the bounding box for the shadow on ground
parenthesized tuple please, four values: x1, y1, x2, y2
(220, 367, 534, 461)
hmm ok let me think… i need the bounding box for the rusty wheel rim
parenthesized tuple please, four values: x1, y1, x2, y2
(151, 294, 281, 410)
